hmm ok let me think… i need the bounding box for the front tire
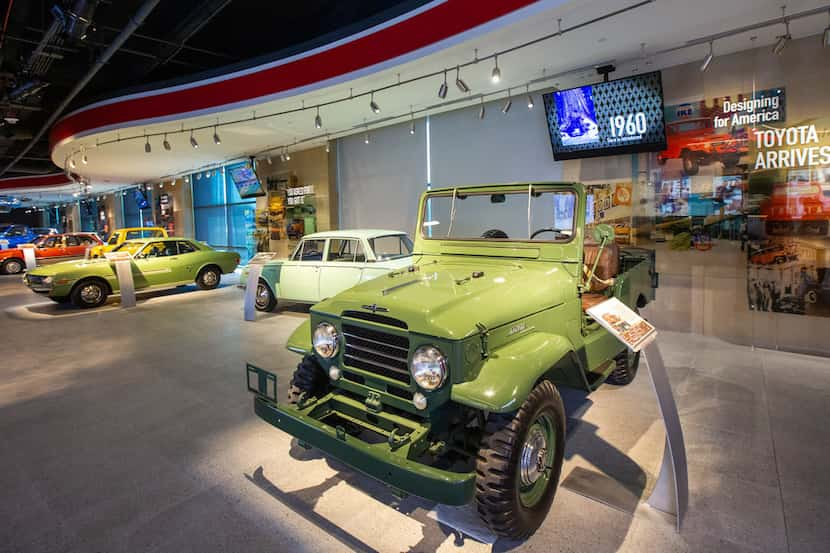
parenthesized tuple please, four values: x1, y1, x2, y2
(70, 279, 108, 308)
(2, 258, 24, 275)
(196, 266, 221, 290)
(255, 279, 278, 312)
(475, 380, 565, 539)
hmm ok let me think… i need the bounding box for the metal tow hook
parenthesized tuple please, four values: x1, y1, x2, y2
(388, 428, 411, 450)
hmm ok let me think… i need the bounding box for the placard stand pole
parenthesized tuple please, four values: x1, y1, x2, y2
(642, 340, 688, 531)
(113, 258, 136, 308)
(243, 263, 264, 321)
(20, 244, 37, 271)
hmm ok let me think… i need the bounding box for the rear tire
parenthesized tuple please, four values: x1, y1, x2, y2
(255, 279, 278, 312)
(475, 380, 565, 539)
(196, 266, 221, 290)
(607, 349, 640, 386)
(70, 279, 108, 309)
(288, 355, 328, 403)
(2, 258, 25, 275)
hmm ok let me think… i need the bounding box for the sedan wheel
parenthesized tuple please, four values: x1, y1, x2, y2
(255, 280, 278, 312)
(196, 266, 221, 290)
(2, 258, 24, 275)
(70, 280, 108, 308)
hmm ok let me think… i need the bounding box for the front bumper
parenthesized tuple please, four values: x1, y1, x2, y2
(247, 364, 475, 505)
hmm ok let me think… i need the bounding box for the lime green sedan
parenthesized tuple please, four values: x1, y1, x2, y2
(24, 237, 240, 308)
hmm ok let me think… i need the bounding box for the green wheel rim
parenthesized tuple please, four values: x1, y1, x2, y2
(518, 411, 556, 508)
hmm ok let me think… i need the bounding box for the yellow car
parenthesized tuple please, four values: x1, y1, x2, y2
(89, 227, 168, 258)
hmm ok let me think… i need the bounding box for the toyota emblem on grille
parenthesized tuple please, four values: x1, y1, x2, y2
(361, 304, 389, 313)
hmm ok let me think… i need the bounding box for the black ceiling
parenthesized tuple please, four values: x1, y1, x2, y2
(0, 0, 425, 179)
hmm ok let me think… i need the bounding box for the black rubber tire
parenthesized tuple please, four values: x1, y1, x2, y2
(288, 355, 328, 404)
(681, 151, 699, 176)
(255, 279, 278, 312)
(721, 154, 741, 167)
(70, 279, 109, 309)
(196, 265, 221, 290)
(2, 258, 25, 275)
(607, 349, 640, 386)
(475, 380, 566, 539)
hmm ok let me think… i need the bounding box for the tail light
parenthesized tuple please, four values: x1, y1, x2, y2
(234, 254, 240, 264)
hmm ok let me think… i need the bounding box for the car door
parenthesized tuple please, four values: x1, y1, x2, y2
(64, 235, 86, 257)
(131, 241, 179, 288)
(277, 238, 325, 302)
(174, 240, 201, 280)
(318, 238, 365, 300)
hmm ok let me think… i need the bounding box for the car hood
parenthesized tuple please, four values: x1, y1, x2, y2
(314, 258, 577, 338)
(27, 257, 113, 277)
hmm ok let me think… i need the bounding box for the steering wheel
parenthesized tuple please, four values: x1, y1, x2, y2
(530, 228, 565, 239)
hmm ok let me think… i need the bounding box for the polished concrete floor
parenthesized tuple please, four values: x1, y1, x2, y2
(0, 273, 828, 553)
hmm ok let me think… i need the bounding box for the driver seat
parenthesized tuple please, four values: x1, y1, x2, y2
(581, 240, 620, 311)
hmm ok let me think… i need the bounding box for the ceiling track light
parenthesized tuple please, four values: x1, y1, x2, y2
(69, 157, 76, 169)
(370, 92, 380, 114)
(266, 156, 272, 165)
(190, 130, 199, 148)
(700, 41, 714, 72)
(163, 134, 171, 151)
(491, 54, 501, 84)
(455, 66, 469, 93)
(364, 128, 370, 144)
(526, 84, 534, 109)
(409, 107, 415, 135)
(325, 141, 330, 153)
(314, 106, 322, 129)
(81, 146, 88, 164)
(213, 126, 221, 145)
(502, 89, 512, 114)
(144, 135, 151, 153)
(773, 8, 791, 55)
(438, 70, 448, 99)
(478, 96, 486, 120)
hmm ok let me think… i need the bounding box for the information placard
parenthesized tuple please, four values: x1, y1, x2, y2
(18, 243, 37, 270)
(585, 297, 657, 351)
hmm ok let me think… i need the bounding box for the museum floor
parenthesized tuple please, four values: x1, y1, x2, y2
(0, 273, 827, 553)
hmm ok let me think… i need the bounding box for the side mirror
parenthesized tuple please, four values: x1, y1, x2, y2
(490, 194, 506, 204)
(592, 223, 616, 243)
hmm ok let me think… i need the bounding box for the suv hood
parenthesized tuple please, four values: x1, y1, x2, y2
(314, 258, 577, 338)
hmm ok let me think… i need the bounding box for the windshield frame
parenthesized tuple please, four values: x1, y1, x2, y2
(419, 186, 579, 244)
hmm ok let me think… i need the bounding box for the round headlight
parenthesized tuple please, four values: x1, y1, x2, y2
(313, 322, 339, 358)
(410, 345, 447, 390)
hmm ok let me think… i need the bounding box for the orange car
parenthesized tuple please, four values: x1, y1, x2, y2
(0, 233, 102, 274)
(760, 182, 830, 236)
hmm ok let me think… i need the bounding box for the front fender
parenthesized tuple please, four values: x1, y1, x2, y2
(451, 332, 575, 413)
(286, 319, 312, 355)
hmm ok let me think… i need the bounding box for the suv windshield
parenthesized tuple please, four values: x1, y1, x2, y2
(421, 188, 576, 242)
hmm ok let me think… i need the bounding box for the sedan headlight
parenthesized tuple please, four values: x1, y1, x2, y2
(313, 322, 339, 358)
(42, 276, 53, 285)
(410, 346, 448, 390)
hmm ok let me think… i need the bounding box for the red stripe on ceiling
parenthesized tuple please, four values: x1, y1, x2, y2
(49, 0, 538, 148)
(0, 173, 72, 190)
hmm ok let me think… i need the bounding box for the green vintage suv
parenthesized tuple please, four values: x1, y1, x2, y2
(246, 182, 657, 538)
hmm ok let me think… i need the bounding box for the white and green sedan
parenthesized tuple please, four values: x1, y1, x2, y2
(242, 230, 413, 312)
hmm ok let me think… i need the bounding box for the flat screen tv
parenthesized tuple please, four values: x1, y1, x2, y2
(542, 70, 667, 160)
(133, 189, 149, 209)
(227, 160, 265, 198)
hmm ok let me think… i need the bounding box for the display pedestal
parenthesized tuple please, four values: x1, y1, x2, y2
(106, 252, 136, 308)
(243, 264, 264, 321)
(0, 239, 8, 250)
(642, 341, 688, 531)
(243, 253, 277, 321)
(19, 244, 37, 271)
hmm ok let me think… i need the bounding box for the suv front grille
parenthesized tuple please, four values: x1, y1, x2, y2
(342, 323, 410, 384)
